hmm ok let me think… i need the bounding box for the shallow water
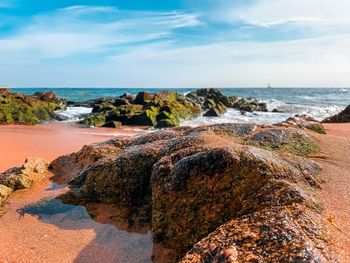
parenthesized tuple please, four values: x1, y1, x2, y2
(0, 177, 155, 263)
(19, 196, 154, 263)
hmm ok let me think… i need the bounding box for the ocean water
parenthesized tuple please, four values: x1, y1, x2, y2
(12, 87, 350, 125)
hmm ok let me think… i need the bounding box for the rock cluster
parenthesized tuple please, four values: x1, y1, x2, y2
(0, 89, 65, 124)
(323, 104, 350, 123)
(76, 91, 201, 128)
(71, 88, 268, 128)
(187, 88, 268, 115)
(51, 123, 332, 261)
(0, 157, 49, 208)
(276, 114, 326, 134)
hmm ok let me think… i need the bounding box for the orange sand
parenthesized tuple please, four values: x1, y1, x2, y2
(0, 123, 145, 171)
(309, 123, 350, 262)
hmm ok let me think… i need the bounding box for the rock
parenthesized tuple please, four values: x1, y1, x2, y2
(0, 90, 65, 125)
(181, 206, 331, 262)
(250, 128, 319, 155)
(102, 121, 122, 128)
(276, 114, 326, 134)
(54, 124, 329, 260)
(0, 157, 48, 190)
(22, 157, 49, 175)
(0, 172, 33, 190)
(0, 184, 13, 207)
(50, 138, 131, 184)
(0, 88, 11, 95)
(134, 92, 153, 105)
(323, 105, 350, 123)
(233, 98, 268, 112)
(203, 106, 226, 117)
(83, 115, 106, 127)
(34, 91, 57, 102)
(151, 145, 321, 255)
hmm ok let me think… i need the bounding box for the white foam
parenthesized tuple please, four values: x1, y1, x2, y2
(181, 104, 343, 127)
(54, 107, 92, 122)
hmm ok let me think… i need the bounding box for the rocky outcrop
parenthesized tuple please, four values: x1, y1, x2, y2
(51, 123, 332, 261)
(323, 105, 350, 123)
(75, 88, 269, 128)
(0, 90, 66, 125)
(276, 114, 326, 134)
(80, 91, 201, 128)
(0, 157, 49, 210)
(186, 88, 268, 113)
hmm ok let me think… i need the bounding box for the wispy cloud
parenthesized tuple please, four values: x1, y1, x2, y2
(0, 5, 201, 61)
(224, 0, 350, 27)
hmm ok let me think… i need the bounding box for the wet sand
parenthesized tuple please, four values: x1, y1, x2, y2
(0, 123, 151, 263)
(0, 123, 146, 171)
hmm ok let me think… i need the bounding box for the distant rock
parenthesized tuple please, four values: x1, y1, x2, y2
(276, 114, 326, 134)
(0, 90, 66, 125)
(323, 105, 350, 123)
(73, 88, 270, 128)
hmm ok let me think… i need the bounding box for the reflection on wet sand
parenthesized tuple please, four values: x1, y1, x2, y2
(18, 197, 154, 263)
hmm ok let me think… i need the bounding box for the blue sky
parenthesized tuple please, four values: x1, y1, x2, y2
(0, 0, 350, 87)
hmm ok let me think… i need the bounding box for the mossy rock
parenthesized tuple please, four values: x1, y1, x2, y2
(83, 115, 106, 127)
(0, 91, 65, 125)
(249, 128, 319, 155)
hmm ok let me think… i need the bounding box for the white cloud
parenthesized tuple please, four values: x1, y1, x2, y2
(222, 0, 350, 27)
(0, 5, 200, 61)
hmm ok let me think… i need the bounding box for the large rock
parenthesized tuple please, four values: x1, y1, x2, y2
(151, 144, 321, 255)
(0, 90, 65, 125)
(53, 124, 329, 261)
(323, 105, 350, 123)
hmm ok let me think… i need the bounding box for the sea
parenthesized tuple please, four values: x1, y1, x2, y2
(12, 87, 350, 126)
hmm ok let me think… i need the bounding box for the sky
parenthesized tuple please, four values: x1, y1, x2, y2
(0, 0, 350, 87)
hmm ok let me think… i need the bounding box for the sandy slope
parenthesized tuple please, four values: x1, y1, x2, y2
(308, 124, 350, 262)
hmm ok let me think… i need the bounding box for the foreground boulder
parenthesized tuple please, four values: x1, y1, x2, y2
(323, 105, 350, 123)
(0, 90, 66, 125)
(0, 157, 49, 211)
(51, 123, 331, 261)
